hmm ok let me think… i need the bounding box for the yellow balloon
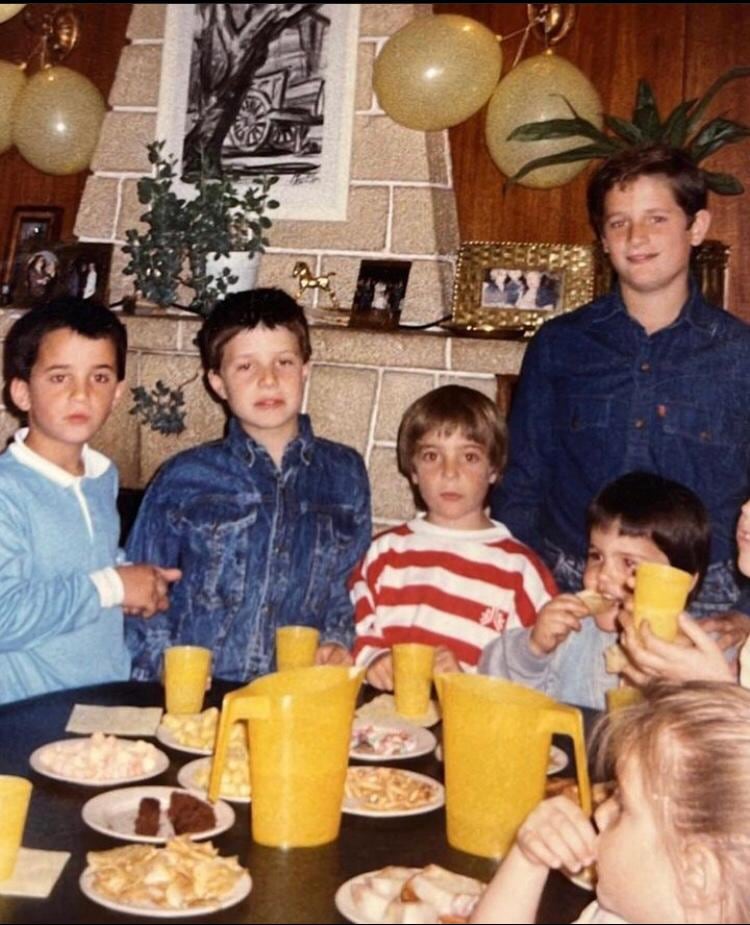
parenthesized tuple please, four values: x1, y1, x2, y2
(12, 65, 106, 175)
(373, 14, 501, 131)
(0, 60, 26, 153)
(0, 4, 26, 25)
(485, 52, 602, 188)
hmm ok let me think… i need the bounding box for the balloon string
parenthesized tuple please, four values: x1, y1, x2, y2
(499, 12, 548, 70)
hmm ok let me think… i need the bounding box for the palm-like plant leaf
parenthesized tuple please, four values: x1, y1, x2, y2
(508, 116, 613, 146)
(659, 99, 697, 147)
(632, 80, 662, 138)
(510, 143, 623, 184)
(684, 66, 750, 138)
(688, 117, 750, 163)
(701, 168, 745, 195)
(603, 114, 644, 146)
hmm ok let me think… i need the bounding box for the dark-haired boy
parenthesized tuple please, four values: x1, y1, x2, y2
(0, 298, 180, 704)
(125, 288, 371, 681)
(481, 471, 710, 709)
(492, 144, 750, 635)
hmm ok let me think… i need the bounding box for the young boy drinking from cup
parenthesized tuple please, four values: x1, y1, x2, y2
(0, 298, 181, 704)
(351, 385, 557, 690)
(479, 471, 709, 709)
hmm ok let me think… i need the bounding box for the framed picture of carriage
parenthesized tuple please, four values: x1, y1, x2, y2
(157, 4, 360, 221)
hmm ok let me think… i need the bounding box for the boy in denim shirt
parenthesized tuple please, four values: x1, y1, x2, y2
(125, 289, 371, 681)
(0, 298, 180, 703)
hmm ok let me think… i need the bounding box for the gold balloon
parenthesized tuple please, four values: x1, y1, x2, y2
(373, 14, 502, 131)
(12, 65, 106, 175)
(0, 4, 26, 25)
(0, 60, 26, 153)
(485, 52, 602, 188)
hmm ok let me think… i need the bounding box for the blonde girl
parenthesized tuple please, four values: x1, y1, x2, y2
(471, 682, 750, 924)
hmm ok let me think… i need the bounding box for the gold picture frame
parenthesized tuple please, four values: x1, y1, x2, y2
(448, 241, 599, 337)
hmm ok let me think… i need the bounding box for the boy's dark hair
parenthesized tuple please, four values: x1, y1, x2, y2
(586, 471, 711, 586)
(3, 297, 127, 383)
(198, 288, 311, 371)
(587, 145, 708, 239)
(397, 385, 507, 480)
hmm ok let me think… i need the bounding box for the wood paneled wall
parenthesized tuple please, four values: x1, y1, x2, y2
(438, 3, 750, 320)
(0, 4, 132, 265)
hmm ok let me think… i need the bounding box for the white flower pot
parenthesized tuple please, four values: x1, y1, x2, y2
(206, 251, 261, 292)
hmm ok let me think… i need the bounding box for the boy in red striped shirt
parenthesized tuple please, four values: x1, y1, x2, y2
(351, 385, 557, 690)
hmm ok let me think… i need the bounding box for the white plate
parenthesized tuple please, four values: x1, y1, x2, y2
(343, 768, 445, 818)
(29, 739, 169, 787)
(350, 720, 436, 762)
(356, 695, 440, 728)
(81, 785, 235, 843)
(177, 757, 251, 804)
(434, 743, 569, 776)
(155, 725, 213, 757)
(79, 867, 252, 918)
(334, 869, 420, 925)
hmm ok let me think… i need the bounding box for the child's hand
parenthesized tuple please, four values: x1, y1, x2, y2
(698, 610, 750, 652)
(619, 610, 735, 684)
(530, 594, 589, 656)
(315, 643, 353, 666)
(515, 795, 597, 873)
(118, 564, 182, 618)
(434, 645, 462, 674)
(366, 652, 393, 690)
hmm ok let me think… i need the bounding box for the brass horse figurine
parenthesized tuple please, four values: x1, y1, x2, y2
(292, 261, 340, 310)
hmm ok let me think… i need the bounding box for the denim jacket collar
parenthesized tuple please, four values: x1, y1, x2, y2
(227, 414, 315, 470)
(589, 277, 714, 335)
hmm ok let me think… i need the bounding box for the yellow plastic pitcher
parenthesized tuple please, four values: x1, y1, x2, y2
(208, 665, 363, 848)
(435, 674, 591, 859)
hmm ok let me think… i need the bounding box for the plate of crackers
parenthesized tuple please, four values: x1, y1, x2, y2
(80, 837, 251, 917)
(343, 766, 444, 817)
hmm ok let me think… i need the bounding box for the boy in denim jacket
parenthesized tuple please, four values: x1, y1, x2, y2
(125, 289, 371, 681)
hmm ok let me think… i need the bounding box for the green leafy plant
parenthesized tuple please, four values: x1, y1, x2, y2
(129, 376, 199, 436)
(122, 141, 279, 316)
(506, 66, 750, 192)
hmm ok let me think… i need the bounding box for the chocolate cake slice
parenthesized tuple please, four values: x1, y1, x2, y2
(134, 796, 161, 836)
(167, 790, 216, 835)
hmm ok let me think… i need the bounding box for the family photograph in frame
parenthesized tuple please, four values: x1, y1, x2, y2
(450, 241, 599, 337)
(349, 259, 412, 331)
(2, 205, 63, 303)
(156, 3, 360, 221)
(10, 242, 113, 308)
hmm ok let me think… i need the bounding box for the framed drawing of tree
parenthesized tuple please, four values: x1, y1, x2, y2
(157, 4, 360, 221)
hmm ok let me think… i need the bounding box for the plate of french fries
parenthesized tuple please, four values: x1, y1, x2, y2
(177, 753, 251, 803)
(79, 836, 251, 917)
(343, 766, 444, 817)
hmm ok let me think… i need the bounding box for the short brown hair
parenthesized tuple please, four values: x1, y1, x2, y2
(596, 682, 750, 923)
(397, 385, 507, 478)
(587, 145, 708, 239)
(198, 288, 311, 371)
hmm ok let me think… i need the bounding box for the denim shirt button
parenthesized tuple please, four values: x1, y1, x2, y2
(640, 361, 651, 372)
(634, 418, 645, 429)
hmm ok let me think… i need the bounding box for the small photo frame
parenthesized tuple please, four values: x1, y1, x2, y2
(10, 242, 113, 308)
(449, 241, 599, 336)
(2, 205, 63, 300)
(349, 259, 412, 330)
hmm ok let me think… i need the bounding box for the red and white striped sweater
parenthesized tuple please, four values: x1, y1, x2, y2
(351, 518, 557, 670)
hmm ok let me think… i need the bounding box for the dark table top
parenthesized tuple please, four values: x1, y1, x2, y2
(0, 681, 592, 924)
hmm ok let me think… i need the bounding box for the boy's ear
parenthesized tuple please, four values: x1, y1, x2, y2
(111, 380, 126, 408)
(689, 209, 711, 246)
(207, 369, 228, 401)
(8, 378, 30, 413)
(680, 838, 722, 917)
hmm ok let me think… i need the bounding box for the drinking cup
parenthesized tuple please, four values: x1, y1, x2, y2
(276, 626, 320, 671)
(164, 645, 212, 714)
(633, 562, 693, 642)
(0, 776, 32, 880)
(392, 643, 435, 718)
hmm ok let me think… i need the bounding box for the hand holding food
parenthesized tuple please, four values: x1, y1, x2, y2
(530, 594, 590, 656)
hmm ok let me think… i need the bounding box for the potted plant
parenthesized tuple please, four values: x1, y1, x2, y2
(122, 140, 279, 317)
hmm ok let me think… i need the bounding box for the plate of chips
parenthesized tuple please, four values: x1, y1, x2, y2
(343, 766, 444, 818)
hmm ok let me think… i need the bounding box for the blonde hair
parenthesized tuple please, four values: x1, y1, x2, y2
(597, 682, 750, 922)
(396, 385, 507, 478)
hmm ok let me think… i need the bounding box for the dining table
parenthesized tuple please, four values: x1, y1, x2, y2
(0, 679, 593, 924)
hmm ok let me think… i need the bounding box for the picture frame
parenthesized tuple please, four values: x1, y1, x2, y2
(2, 205, 63, 298)
(156, 3, 360, 222)
(348, 259, 412, 331)
(448, 241, 599, 337)
(11, 242, 113, 308)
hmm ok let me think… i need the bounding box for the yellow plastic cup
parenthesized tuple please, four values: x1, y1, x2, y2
(435, 674, 591, 859)
(0, 776, 32, 880)
(209, 666, 363, 848)
(633, 562, 693, 642)
(393, 643, 435, 719)
(276, 626, 320, 671)
(164, 645, 212, 714)
(606, 686, 644, 713)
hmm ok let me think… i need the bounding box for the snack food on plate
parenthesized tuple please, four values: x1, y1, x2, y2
(161, 708, 247, 753)
(85, 836, 245, 910)
(345, 767, 438, 812)
(38, 733, 162, 781)
(134, 797, 161, 836)
(191, 749, 250, 798)
(168, 790, 216, 835)
(349, 864, 484, 924)
(351, 724, 417, 757)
